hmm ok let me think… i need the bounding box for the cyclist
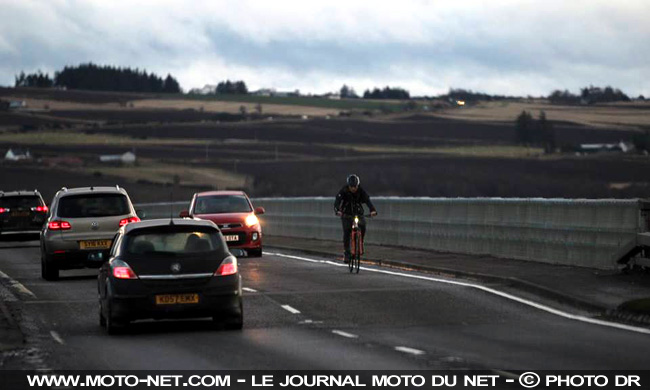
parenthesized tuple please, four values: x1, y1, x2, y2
(334, 174, 377, 263)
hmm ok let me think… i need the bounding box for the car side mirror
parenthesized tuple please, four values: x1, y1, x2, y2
(179, 210, 190, 218)
(135, 209, 146, 219)
(254, 207, 265, 215)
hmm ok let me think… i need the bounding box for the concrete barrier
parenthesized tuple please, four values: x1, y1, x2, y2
(136, 197, 642, 269)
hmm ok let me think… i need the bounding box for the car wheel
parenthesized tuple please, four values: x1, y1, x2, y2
(226, 300, 244, 330)
(41, 250, 59, 281)
(99, 300, 106, 327)
(105, 302, 127, 335)
(248, 248, 262, 258)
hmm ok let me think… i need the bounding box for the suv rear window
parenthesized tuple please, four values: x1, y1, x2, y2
(0, 195, 42, 209)
(58, 194, 130, 218)
(194, 195, 252, 214)
(125, 230, 223, 255)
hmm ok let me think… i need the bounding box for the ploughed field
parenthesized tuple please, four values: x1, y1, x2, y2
(1, 88, 649, 201)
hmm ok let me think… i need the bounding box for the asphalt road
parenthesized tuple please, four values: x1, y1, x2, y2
(1, 240, 650, 371)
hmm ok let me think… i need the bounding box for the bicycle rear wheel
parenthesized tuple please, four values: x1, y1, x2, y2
(349, 231, 356, 273)
(354, 233, 361, 273)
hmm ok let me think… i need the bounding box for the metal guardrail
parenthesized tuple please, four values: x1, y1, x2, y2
(136, 197, 642, 270)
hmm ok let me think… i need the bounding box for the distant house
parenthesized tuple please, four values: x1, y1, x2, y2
(5, 148, 32, 161)
(99, 151, 136, 164)
(189, 84, 217, 95)
(251, 88, 275, 97)
(577, 141, 634, 154)
(8, 100, 27, 110)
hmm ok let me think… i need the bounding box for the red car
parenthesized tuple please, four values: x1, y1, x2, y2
(180, 191, 265, 257)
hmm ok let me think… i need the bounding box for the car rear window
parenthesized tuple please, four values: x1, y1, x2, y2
(0, 195, 42, 209)
(194, 195, 252, 214)
(58, 194, 130, 218)
(125, 230, 223, 255)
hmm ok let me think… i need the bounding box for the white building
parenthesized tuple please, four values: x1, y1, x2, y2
(99, 151, 136, 164)
(5, 148, 31, 161)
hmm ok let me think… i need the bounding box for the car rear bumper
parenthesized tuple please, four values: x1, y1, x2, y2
(49, 250, 111, 269)
(108, 275, 242, 321)
(44, 235, 114, 269)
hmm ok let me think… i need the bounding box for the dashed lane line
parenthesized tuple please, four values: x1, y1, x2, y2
(281, 304, 301, 314)
(50, 331, 65, 345)
(395, 346, 426, 355)
(332, 330, 359, 339)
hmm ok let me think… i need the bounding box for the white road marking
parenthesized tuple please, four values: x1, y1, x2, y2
(281, 304, 301, 314)
(395, 346, 425, 355)
(265, 251, 650, 335)
(0, 270, 37, 299)
(332, 330, 359, 339)
(242, 287, 258, 293)
(50, 331, 65, 345)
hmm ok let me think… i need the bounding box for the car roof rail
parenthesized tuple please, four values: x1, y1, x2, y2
(61, 187, 68, 192)
(116, 184, 120, 191)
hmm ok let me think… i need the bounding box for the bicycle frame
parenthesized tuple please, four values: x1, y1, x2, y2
(349, 214, 370, 274)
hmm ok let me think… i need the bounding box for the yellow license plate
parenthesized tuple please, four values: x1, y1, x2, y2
(79, 240, 112, 250)
(155, 294, 199, 305)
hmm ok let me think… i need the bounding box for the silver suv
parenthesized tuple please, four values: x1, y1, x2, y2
(41, 186, 140, 280)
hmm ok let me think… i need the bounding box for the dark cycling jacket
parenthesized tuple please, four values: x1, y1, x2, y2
(334, 185, 376, 216)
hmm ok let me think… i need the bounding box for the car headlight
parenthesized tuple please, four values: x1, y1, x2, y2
(245, 214, 259, 227)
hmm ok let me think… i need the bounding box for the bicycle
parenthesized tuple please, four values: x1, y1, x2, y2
(349, 214, 373, 274)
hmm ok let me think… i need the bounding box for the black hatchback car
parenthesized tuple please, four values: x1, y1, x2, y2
(98, 218, 243, 334)
(0, 190, 48, 237)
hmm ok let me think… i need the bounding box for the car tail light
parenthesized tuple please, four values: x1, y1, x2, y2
(214, 255, 238, 276)
(0, 208, 9, 213)
(48, 221, 71, 230)
(112, 260, 138, 279)
(245, 214, 259, 227)
(34, 205, 48, 213)
(119, 216, 141, 227)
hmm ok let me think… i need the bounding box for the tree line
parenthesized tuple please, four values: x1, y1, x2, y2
(548, 86, 631, 104)
(363, 86, 410, 99)
(15, 63, 181, 93)
(515, 110, 555, 153)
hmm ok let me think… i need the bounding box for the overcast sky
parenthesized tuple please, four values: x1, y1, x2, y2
(1, 0, 648, 97)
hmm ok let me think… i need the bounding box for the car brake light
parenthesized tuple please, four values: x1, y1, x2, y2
(0, 208, 9, 213)
(214, 255, 238, 276)
(112, 260, 138, 279)
(245, 214, 259, 227)
(119, 216, 141, 227)
(48, 221, 71, 230)
(34, 205, 48, 213)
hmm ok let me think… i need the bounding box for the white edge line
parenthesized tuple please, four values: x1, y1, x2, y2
(242, 287, 258, 293)
(50, 331, 65, 345)
(0, 270, 37, 299)
(265, 252, 650, 335)
(281, 304, 301, 314)
(395, 346, 425, 355)
(332, 330, 359, 339)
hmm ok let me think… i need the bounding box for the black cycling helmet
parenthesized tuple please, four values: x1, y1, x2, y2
(347, 174, 360, 187)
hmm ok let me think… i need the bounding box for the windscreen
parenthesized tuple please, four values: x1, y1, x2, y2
(125, 230, 223, 255)
(58, 194, 130, 218)
(194, 195, 252, 214)
(0, 195, 41, 209)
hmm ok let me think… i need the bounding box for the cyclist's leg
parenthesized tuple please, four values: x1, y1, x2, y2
(341, 217, 352, 262)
